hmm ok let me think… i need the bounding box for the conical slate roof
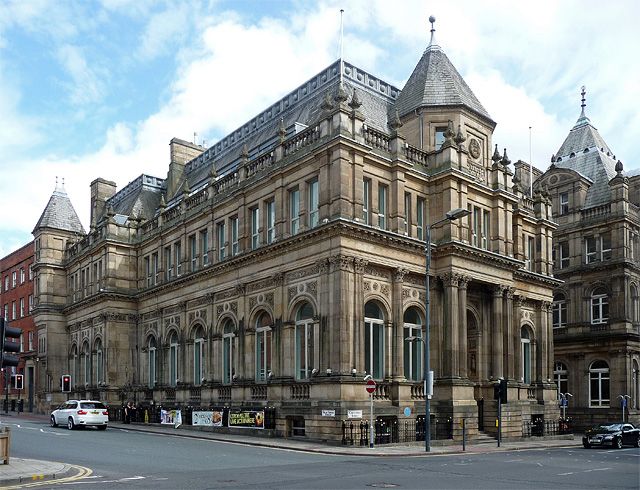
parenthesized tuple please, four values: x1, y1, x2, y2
(33, 183, 85, 234)
(553, 94, 618, 207)
(394, 42, 492, 122)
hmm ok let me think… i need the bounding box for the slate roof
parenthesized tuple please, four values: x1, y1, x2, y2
(393, 43, 492, 122)
(553, 111, 618, 207)
(33, 185, 85, 234)
(106, 174, 164, 221)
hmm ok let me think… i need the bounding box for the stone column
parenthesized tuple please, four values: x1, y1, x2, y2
(392, 268, 408, 379)
(513, 296, 524, 381)
(271, 272, 285, 379)
(504, 288, 515, 380)
(458, 275, 470, 379)
(329, 255, 356, 375)
(316, 258, 331, 371)
(492, 285, 505, 379)
(353, 257, 367, 374)
(536, 301, 551, 383)
(441, 272, 460, 378)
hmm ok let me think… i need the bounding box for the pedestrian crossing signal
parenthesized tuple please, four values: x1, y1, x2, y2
(61, 374, 71, 392)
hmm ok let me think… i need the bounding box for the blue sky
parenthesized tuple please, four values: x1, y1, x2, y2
(0, 0, 638, 258)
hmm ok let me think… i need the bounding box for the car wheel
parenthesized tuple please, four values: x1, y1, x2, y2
(615, 437, 623, 449)
(582, 441, 591, 449)
(67, 417, 75, 430)
(634, 435, 640, 448)
(50, 415, 57, 427)
(98, 425, 107, 431)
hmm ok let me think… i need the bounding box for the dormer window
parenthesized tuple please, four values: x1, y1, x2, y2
(570, 152, 575, 158)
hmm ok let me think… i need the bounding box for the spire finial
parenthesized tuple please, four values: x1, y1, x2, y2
(427, 15, 438, 49)
(580, 85, 586, 117)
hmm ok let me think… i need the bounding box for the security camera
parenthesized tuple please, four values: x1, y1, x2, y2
(363, 374, 373, 381)
(326, 368, 332, 376)
(267, 371, 273, 379)
(351, 368, 357, 377)
(311, 368, 318, 376)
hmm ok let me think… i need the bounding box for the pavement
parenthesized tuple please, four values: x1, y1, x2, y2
(0, 412, 578, 488)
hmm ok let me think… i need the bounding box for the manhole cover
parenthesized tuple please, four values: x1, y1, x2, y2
(368, 484, 398, 488)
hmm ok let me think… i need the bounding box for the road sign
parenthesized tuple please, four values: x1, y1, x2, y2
(366, 379, 376, 394)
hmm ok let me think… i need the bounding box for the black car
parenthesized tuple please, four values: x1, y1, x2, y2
(582, 423, 640, 449)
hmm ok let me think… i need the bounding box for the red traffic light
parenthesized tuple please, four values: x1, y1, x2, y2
(61, 374, 72, 392)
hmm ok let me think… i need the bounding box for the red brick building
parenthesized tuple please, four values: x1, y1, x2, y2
(1, 241, 36, 411)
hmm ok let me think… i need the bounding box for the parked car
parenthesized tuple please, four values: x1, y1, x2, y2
(50, 400, 109, 430)
(582, 423, 640, 449)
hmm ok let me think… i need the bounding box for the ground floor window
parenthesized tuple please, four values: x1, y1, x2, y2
(589, 360, 610, 407)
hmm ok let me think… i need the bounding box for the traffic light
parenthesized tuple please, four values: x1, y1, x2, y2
(61, 374, 71, 392)
(14, 373, 23, 390)
(0, 318, 22, 368)
(494, 378, 508, 404)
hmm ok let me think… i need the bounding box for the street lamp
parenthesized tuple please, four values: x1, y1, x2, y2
(419, 207, 471, 452)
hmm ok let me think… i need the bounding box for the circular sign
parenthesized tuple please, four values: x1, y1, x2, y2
(403, 407, 411, 417)
(366, 379, 376, 394)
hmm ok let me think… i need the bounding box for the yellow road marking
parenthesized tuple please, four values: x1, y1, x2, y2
(2, 464, 92, 489)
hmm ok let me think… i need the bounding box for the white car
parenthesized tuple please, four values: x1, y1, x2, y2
(50, 400, 109, 430)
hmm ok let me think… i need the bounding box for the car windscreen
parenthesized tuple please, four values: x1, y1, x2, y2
(599, 424, 621, 431)
(80, 402, 106, 409)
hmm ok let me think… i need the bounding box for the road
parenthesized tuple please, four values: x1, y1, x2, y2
(5, 419, 640, 489)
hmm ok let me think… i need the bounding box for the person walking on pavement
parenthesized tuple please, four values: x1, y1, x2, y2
(124, 401, 132, 424)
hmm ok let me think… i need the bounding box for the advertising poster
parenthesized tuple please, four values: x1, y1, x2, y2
(192, 410, 223, 427)
(227, 410, 264, 429)
(160, 409, 182, 428)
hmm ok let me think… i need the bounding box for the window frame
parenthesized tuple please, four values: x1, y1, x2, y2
(290, 188, 300, 235)
(308, 178, 319, 229)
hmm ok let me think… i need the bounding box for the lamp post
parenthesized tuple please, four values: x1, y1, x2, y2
(413, 207, 470, 452)
(559, 392, 572, 420)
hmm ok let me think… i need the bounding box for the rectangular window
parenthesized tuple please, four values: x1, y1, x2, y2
(28, 331, 34, 351)
(251, 207, 260, 249)
(585, 236, 598, 263)
(194, 338, 204, 386)
(591, 294, 609, 324)
(559, 241, 570, 269)
(145, 256, 151, 287)
(29, 265, 33, 281)
(296, 321, 315, 380)
(601, 233, 612, 261)
(256, 328, 272, 382)
(560, 192, 569, 215)
(200, 229, 209, 266)
(363, 179, 371, 225)
(223, 335, 234, 384)
(472, 207, 480, 247)
(416, 197, 425, 240)
(290, 188, 300, 235)
(152, 252, 159, 285)
(527, 236, 535, 271)
(482, 210, 490, 250)
(12, 271, 17, 287)
(20, 268, 25, 284)
(189, 234, 197, 272)
(19, 298, 24, 318)
(217, 222, 226, 261)
(148, 346, 156, 388)
(175, 241, 182, 276)
(28, 295, 33, 313)
(230, 217, 239, 256)
(3, 304, 7, 320)
(12, 301, 16, 320)
(308, 178, 319, 228)
(378, 184, 388, 229)
(266, 200, 276, 244)
(403, 193, 411, 236)
(165, 246, 173, 280)
(4, 276, 8, 291)
(365, 320, 384, 379)
(435, 126, 446, 150)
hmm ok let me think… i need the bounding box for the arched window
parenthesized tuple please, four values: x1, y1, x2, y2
(148, 337, 157, 388)
(552, 293, 567, 329)
(169, 331, 179, 387)
(193, 326, 205, 386)
(81, 341, 90, 386)
(521, 327, 531, 384)
(467, 311, 478, 380)
(589, 360, 610, 407)
(554, 361, 568, 398)
(403, 307, 423, 381)
(94, 338, 103, 385)
(255, 312, 273, 382)
(591, 288, 608, 324)
(222, 320, 235, 384)
(631, 285, 639, 324)
(364, 302, 385, 379)
(295, 302, 315, 380)
(70, 344, 78, 389)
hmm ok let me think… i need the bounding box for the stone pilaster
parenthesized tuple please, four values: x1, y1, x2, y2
(392, 268, 408, 379)
(492, 285, 506, 379)
(458, 275, 470, 379)
(504, 288, 515, 380)
(441, 272, 460, 378)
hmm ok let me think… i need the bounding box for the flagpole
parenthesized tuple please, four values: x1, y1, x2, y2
(339, 9, 344, 83)
(529, 126, 533, 196)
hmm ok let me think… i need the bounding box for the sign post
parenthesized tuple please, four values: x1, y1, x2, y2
(366, 378, 376, 448)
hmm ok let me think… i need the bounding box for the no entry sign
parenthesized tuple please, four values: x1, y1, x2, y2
(366, 379, 376, 394)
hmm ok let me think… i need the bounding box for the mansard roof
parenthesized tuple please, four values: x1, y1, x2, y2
(553, 98, 618, 208)
(33, 184, 85, 235)
(393, 42, 492, 123)
(106, 174, 164, 221)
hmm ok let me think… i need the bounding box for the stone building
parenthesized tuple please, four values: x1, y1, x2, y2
(32, 23, 561, 441)
(534, 89, 640, 429)
(1, 241, 36, 411)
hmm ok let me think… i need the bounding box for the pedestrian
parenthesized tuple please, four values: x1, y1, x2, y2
(124, 401, 131, 424)
(131, 403, 138, 423)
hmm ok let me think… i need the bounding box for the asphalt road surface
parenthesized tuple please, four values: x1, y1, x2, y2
(6, 419, 640, 489)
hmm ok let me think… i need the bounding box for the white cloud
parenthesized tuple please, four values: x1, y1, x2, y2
(56, 44, 106, 105)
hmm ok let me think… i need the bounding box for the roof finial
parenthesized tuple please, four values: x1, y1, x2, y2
(580, 85, 586, 117)
(427, 15, 438, 49)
